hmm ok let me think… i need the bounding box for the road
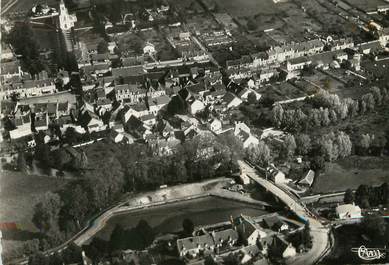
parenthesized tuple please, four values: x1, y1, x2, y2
(238, 160, 331, 265)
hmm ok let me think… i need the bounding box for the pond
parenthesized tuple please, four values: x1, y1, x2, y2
(94, 196, 270, 241)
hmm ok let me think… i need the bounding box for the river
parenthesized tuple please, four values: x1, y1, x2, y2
(94, 196, 270, 241)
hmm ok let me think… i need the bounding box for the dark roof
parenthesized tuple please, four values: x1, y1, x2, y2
(222, 92, 237, 104)
(125, 115, 145, 137)
(173, 130, 185, 142)
(186, 82, 207, 95)
(90, 53, 109, 62)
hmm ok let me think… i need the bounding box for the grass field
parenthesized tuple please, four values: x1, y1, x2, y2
(312, 156, 389, 193)
(213, 0, 277, 17)
(0, 170, 67, 259)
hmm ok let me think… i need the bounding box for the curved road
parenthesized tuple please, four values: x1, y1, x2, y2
(238, 160, 331, 265)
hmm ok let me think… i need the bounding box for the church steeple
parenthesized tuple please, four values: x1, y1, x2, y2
(58, 0, 76, 31)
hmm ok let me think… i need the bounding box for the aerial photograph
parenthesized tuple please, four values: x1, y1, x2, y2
(0, 0, 388, 264)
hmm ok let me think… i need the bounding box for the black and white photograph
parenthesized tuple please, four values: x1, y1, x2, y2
(0, 0, 389, 264)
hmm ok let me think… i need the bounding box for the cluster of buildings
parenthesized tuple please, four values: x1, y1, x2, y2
(176, 214, 298, 264)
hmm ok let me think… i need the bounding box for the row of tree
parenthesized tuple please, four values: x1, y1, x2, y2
(354, 183, 389, 208)
(272, 87, 388, 133)
(30, 132, 243, 254)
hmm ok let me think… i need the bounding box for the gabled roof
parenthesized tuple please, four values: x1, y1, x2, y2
(112, 65, 145, 77)
(186, 82, 207, 95)
(90, 53, 109, 62)
(149, 95, 170, 106)
(177, 233, 214, 251)
(212, 229, 239, 244)
(298, 169, 315, 186)
(222, 92, 238, 104)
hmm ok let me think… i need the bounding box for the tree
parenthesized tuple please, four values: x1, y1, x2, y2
(362, 215, 387, 239)
(318, 134, 338, 161)
(97, 40, 109, 54)
(246, 141, 271, 166)
(310, 155, 325, 171)
(344, 189, 354, 204)
(301, 222, 312, 249)
(111, 225, 126, 250)
(272, 103, 284, 128)
(361, 93, 375, 112)
(17, 152, 28, 172)
(247, 18, 257, 31)
(182, 218, 195, 237)
(355, 184, 370, 207)
(247, 92, 257, 104)
(335, 131, 352, 158)
(295, 134, 311, 156)
(62, 243, 83, 264)
(358, 133, 373, 155)
(61, 184, 89, 229)
(32, 192, 62, 233)
(283, 134, 297, 158)
(23, 239, 40, 256)
(28, 252, 49, 265)
(5, 23, 44, 76)
(320, 108, 330, 126)
(370, 87, 382, 106)
(329, 109, 337, 124)
(109, 0, 124, 24)
(34, 143, 52, 168)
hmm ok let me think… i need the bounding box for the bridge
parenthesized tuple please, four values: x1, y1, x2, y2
(238, 160, 331, 265)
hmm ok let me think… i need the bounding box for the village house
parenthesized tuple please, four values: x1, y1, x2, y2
(177, 233, 215, 258)
(124, 103, 149, 121)
(271, 235, 296, 259)
(238, 88, 262, 101)
(236, 130, 259, 149)
(266, 39, 324, 64)
(329, 37, 354, 51)
(78, 109, 105, 132)
(297, 169, 315, 187)
(190, 99, 206, 115)
(212, 229, 239, 251)
(336, 203, 362, 220)
(286, 57, 312, 72)
(148, 95, 170, 114)
(262, 216, 289, 233)
(221, 92, 243, 110)
(209, 118, 222, 134)
(235, 215, 268, 246)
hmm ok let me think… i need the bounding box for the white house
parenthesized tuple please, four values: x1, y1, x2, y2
(336, 203, 362, 220)
(236, 130, 259, 149)
(236, 215, 267, 246)
(143, 42, 156, 55)
(190, 99, 205, 115)
(272, 170, 286, 184)
(210, 118, 222, 133)
(287, 57, 312, 72)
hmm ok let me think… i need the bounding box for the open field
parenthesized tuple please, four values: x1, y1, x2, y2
(0, 170, 67, 259)
(213, 0, 277, 17)
(312, 156, 389, 193)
